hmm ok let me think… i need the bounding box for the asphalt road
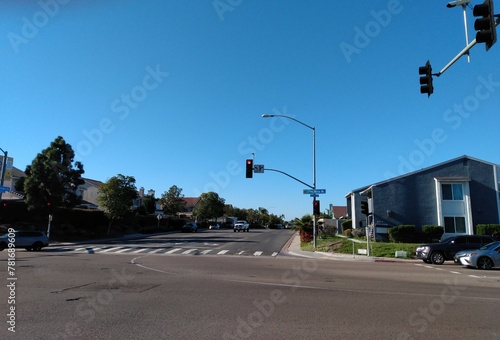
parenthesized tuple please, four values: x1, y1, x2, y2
(48, 228, 295, 257)
(1, 230, 500, 340)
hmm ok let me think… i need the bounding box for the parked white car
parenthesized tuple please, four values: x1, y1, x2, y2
(0, 230, 49, 251)
(234, 220, 249, 232)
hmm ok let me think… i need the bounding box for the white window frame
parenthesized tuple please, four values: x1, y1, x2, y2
(435, 178, 472, 236)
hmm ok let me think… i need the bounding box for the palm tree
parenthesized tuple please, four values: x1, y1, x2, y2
(292, 214, 314, 242)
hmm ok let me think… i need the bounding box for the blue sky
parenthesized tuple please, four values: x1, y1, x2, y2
(1, 1, 499, 221)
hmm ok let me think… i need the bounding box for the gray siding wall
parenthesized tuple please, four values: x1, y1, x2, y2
(371, 158, 498, 230)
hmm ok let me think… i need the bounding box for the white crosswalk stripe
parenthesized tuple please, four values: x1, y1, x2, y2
(51, 246, 275, 257)
(182, 249, 198, 254)
(165, 248, 182, 254)
(99, 247, 124, 253)
(148, 248, 165, 254)
(115, 248, 133, 253)
(131, 248, 148, 253)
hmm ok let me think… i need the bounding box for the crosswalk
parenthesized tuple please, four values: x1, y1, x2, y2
(49, 245, 280, 257)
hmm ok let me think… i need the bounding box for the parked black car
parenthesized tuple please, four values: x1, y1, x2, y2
(416, 235, 496, 265)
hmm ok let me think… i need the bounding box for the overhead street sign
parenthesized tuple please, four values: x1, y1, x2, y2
(303, 189, 326, 195)
(254, 164, 264, 173)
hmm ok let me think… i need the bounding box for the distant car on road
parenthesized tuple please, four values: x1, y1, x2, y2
(234, 220, 249, 232)
(208, 223, 220, 230)
(181, 222, 198, 233)
(0, 230, 49, 251)
(416, 235, 496, 265)
(454, 241, 500, 269)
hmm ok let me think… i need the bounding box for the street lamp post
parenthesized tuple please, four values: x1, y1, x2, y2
(0, 147, 7, 200)
(262, 114, 317, 248)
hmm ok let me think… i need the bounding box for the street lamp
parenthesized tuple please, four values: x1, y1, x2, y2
(261, 114, 317, 248)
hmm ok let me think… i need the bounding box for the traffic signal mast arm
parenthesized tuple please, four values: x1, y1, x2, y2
(435, 37, 477, 77)
(264, 167, 314, 189)
(436, 16, 499, 77)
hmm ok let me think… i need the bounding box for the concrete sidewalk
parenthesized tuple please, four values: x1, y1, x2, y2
(283, 232, 420, 263)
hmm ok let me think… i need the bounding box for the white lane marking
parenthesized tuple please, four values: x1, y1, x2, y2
(253, 251, 263, 256)
(272, 252, 278, 257)
(201, 250, 213, 255)
(217, 250, 229, 255)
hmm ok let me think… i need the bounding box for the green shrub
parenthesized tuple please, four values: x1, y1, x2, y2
(422, 225, 444, 242)
(477, 224, 500, 237)
(351, 228, 366, 238)
(389, 225, 417, 243)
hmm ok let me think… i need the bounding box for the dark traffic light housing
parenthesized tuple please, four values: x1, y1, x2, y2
(419, 60, 434, 97)
(361, 200, 369, 215)
(473, 0, 497, 51)
(245, 159, 253, 178)
(313, 200, 320, 215)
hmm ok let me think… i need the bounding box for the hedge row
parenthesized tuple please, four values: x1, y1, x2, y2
(389, 225, 444, 243)
(477, 224, 500, 237)
(0, 205, 188, 241)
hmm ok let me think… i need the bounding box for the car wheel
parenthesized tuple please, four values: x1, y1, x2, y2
(430, 251, 445, 265)
(477, 256, 494, 270)
(423, 259, 431, 264)
(25, 247, 32, 251)
(32, 242, 43, 251)
(233, 229, 236, 232)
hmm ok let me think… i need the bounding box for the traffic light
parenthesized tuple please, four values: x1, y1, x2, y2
(361, 200, 369, 215)
(473, 0, 497, 51)
(313, 200, 320, 215)
(418, 60, 433, 97)
(245, 159, 253, 178)
(47, 202, 53, 214)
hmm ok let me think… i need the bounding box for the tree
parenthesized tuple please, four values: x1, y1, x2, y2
(193, 192, 225, 221)
(158, 185, 186, 216)
(23, 136, 84, 211)
(97, 174, 138, 235)
(292, 214, 314, 242)
(142, 195, 157, 215)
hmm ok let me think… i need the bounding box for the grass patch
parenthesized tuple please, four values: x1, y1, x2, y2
(301, 236, 420, 259)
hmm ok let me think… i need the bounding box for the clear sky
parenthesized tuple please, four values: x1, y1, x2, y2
(1, 1, 499, 221)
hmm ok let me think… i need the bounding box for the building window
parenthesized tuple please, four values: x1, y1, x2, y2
(441, 183, 463, 200)
(444, 216, 466, 233)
